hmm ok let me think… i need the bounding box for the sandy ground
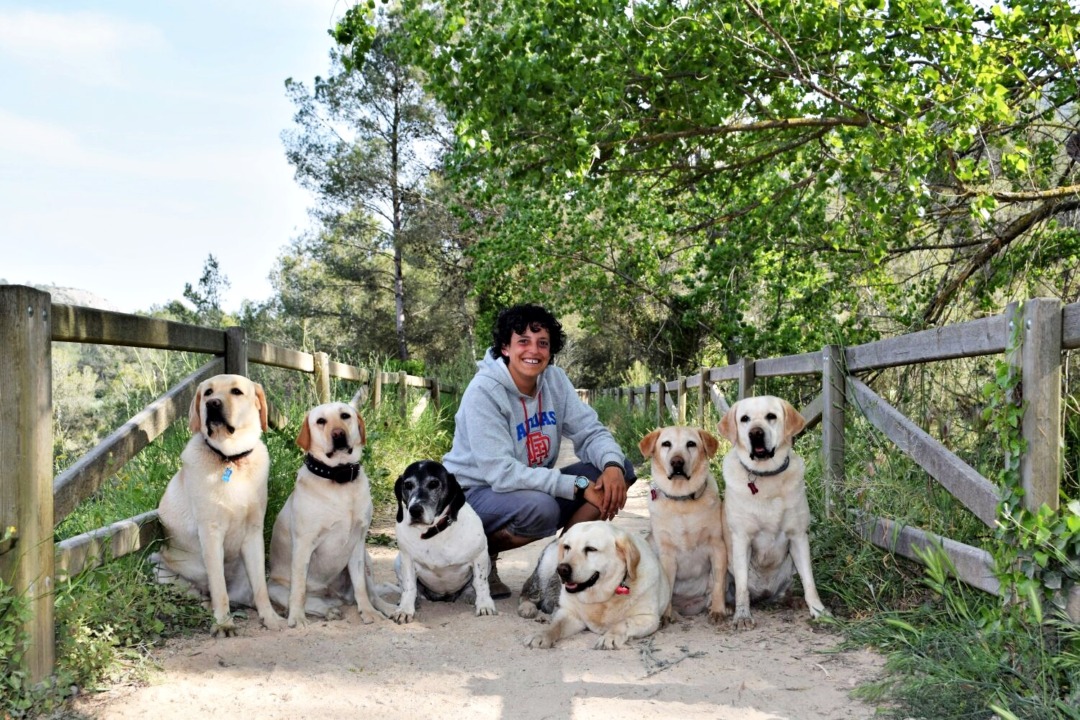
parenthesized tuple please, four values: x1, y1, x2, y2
(69, 473, 885, 720)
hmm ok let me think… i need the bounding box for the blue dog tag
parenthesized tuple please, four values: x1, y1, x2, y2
(222, 467, 233, 483)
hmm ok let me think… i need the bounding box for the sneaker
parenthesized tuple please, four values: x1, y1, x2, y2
(488, 555, 512, 599)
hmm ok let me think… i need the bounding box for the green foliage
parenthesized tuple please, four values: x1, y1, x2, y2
(982, 316, 1080, 612)
(0, 576, 33, 716)
(845, 547, 1080, 719)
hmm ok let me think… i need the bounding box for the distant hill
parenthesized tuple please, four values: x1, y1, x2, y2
(0, 281, 121, 312)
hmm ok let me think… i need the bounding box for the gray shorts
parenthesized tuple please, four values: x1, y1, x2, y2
(464, 459, 637, 539)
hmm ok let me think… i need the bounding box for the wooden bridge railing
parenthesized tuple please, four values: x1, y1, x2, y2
(0, 285, 459, 683)
(596, 298, 1079, 621)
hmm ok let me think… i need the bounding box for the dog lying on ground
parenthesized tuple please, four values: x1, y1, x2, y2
(518, 539, 562, 620)
(525, 521, 670, 650)
(718, 395, 829, 629)
(268, 402, 395, 626)
(390, 459, 496, 623)
(639, 426, 728, 623)
(154, 374, 285, 636)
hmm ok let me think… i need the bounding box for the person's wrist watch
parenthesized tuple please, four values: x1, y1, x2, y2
(573, 475, 590, 499)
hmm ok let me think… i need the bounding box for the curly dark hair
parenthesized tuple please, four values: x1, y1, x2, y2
(489, 304, 566, 362)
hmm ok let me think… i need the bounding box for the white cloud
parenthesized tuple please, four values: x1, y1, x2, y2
(0, 9, 166, 87)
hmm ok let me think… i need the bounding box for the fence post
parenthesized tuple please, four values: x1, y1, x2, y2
(628, 387, 636, 412)
(373, 371, 383, 410)
(431, 377, 441, 412)
(697, 368, 708, 428)
(0, 285, 55, 683)
(643, 383, 652, 421)
(398, 371, 408, 419)
(225, 327, 247, 376)
(1018, 298, 1062, 512)
(677, 376, 687, 424)
(821, 344, 846, 516)
(313, 352, 331, 404)
(656, 380, 666, 426)
(737, 357, 756, 399)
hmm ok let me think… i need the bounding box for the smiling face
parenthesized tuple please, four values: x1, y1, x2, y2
(554, 521, 639, 604)
(501, 326, 552, 395)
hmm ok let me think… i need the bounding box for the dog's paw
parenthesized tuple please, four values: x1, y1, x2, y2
(475, 601, 497, 617)
(595, 631, 628, 650)
(356, 609, 382, 625)
(211, 618, 238, 638)
(326, 607, 343, 621)
(517, 600, 539, 619)
(287, 612, 308, 629)
(809, 604, 832, 621)
(730, 607, 755, 630)
(390, 609, 414, 625)
(525, 632, 556, 649)
(707, 604, 731, 626)
(260, 613, 286, 631)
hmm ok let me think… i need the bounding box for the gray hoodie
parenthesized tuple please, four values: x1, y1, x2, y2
(442, 351, 627, 499)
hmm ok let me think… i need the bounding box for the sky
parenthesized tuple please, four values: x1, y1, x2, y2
(0, 1, 347, 314)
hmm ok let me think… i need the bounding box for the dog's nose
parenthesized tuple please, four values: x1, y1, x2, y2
(409, 503, 425, 520)
(749, 427, 765, 444)
(206, 398, 222, 411)
(331, 428, 348, 448)
(671, 457, 685, 472)
(556, 563, 572, 581)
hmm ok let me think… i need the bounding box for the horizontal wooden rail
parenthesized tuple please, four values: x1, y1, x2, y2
(846, 314, 1007, 372)
(52, 304, 224, 353)
(56, 510, 162, 579)
(857, 512, 1000, 596)
(247, 339, 314, 372)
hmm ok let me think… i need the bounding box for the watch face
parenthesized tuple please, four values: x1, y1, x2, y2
(575, 476, 589, 489)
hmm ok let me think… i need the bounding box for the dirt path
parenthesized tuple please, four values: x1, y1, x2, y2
(72, 477, 884, 720)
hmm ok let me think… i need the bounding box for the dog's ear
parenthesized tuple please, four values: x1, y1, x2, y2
(356, 412, 366, 446)
(296, 412, 312, 451)
(254, 382, 269, 432)
(188, 382, 205, 434)
(616, 532, 641, 583)
(699, 429, 720, 459)
(394, 472, 406, 523)
(717, 405, 739, 444)
(782, 399, 807, 440)
(638, 429, 661, 459)
(445, 471, 466, 522)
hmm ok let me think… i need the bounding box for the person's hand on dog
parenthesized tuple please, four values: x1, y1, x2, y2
(594, 466, 628, 520)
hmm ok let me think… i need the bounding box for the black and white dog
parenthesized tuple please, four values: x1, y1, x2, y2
(390, 460, 497, 623)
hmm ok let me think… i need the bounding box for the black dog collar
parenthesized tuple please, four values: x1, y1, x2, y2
(739, 454, 791, 495)
(203, 437, 255, 464)
(304, 454, 361, 484)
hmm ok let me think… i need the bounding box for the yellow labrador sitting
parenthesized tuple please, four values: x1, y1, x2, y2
(268, 402, 395, 626)
(525, 521, 670, 650)
(718, 396, 829, 630)
(639, 426, 728, 624)
(154, 374, 285, 637)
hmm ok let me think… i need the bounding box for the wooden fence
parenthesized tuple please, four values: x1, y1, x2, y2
(0, 285, 458, 683)
(596, 298, 1079, 621)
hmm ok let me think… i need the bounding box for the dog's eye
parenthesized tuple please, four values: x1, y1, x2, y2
(427, 481, 440, 490)
(583, 546, 596, 554)
(740, 414, 750, 423)
(203, 388, 213, 397)
(230, 388, 244, 396)
(340, 412, 351, 420)
(766, 412, 777, 421)
(686, 440, 697, 448)
(316, 418, 327, 425)
(660, 440, 672, 448)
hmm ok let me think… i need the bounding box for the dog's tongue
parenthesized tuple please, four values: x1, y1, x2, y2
(563, 581, 579, 591)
